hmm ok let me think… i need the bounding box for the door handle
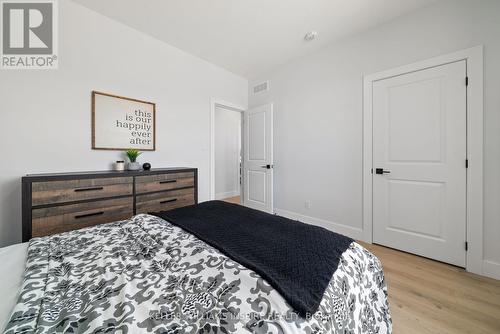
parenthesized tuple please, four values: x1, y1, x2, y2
(261, 164, 273, 169)
(375, 168, 391, 175)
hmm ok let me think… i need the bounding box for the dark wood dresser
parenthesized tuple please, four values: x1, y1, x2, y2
(22, 168, 198, 242)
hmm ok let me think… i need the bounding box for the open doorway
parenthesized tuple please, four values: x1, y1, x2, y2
(215, 106, 241, 204)
(210, 100, 245, 205)
(210, 100, 274, 212)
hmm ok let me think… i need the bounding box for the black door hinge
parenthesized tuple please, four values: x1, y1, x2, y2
(465, 241, 468, 251)
(465, 159, 469, 168)
(465, 76, 469, 86)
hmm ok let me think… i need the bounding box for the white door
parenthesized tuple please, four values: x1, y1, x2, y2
(372, 60, 467, 267)
(243, 103, 273, 213)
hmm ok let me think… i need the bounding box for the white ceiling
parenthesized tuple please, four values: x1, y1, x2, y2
(72, 0, 440, 79)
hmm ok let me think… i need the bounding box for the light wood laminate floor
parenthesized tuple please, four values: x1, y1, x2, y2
(361, 242, 500, 334)
(222, 196, 241, 204)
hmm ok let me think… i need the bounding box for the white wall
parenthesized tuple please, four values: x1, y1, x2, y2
(0, 0, 247, 247)
(214, 107, 241, 199)
(249, 0, 500, 278)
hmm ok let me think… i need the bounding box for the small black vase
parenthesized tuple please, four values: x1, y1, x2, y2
(142, 163, 151, 171)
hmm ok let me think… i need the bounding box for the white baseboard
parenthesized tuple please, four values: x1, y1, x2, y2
(482, 260, 500, 280)
(215, 190, 239, 200)
(274, 208, 364, 241)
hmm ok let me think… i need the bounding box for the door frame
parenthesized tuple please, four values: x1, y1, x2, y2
(362, 46, 483, 275)
(209, 98, 246, 201)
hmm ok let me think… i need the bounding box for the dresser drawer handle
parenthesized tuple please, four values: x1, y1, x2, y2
(159, 180, 177, 184)
(74, 211, 104, 219)
(160, 198, 177, 204)
(74, 187, 104, 192)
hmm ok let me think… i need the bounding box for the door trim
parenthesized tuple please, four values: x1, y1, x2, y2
(209, 98, 246, 201)
(362, 46, 484, 276)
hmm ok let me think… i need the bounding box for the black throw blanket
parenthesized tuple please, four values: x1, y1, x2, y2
(154, 201, 353, 317)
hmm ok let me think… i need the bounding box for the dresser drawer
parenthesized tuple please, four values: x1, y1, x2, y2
(32, 197, 133, 238)
(136, 188, 195, 214)
(136, 172, 194, 194)
(32, 177, 133, 206)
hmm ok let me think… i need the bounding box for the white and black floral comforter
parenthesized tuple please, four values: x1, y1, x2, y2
(4, 214, 391, 333)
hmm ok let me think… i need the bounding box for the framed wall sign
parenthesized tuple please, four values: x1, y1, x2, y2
(92, 91, 156, 151)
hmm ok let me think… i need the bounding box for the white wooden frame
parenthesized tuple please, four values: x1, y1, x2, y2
(209, 98, 246, 201)
(363, 46, 484, 275)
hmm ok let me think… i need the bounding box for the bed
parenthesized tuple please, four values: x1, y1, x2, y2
(2, 201, 391, 333)
(0, 243, 28, 332)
